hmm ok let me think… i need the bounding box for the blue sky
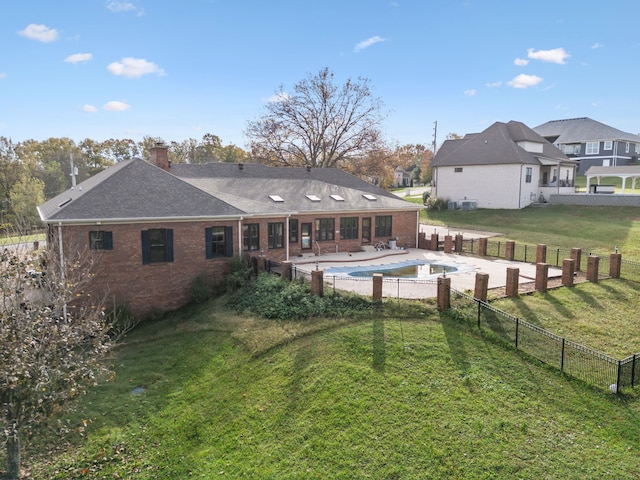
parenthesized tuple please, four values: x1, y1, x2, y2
(2, 0, 639, 150)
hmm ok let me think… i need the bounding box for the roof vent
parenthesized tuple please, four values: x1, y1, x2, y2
(305, 194, 321, 202)
(330, 194, 345, 201)
(58, 198, 72, 208)
(269, 195, 284, 202)
(362, 194, 377, 201)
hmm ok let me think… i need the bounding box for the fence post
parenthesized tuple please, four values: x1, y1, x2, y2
(454, 233, 463, 253)
(505, 267, 519, 297)
(535, 263, 550, 293)
(431, 232, 439, 251)
(571, 248, 582, 272)
(515, 318, 519, 349)
(609, 252, 622, 278)
(477, 301, 481, 328)
(536, 244, 547, 264)
(478, 237, 487, 256)
(632, 354, 637, 388)
(311, 269, 324, 297)
(281, 261, 292, 281)
(617, 360, 622, 395)
(587, 256, 600, 283)
(505, 240, 515, 261)
(562, 258, 575, 287)
(437, 275, 451, 311)
(372, 273, 383, 302)
(474, 272, 489, 302)
(444, 235, 453, 254)
(561, 338, 565, 372)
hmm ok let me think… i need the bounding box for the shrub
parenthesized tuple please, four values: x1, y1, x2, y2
(425, 196, 449, 211)
(422, 190, 430, 205)
(226, 255, 253, 292)
(227, 273, 374, 320)
(190, 274, 214, 304)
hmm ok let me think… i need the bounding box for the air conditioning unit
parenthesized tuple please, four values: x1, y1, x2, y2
(460, 200, 477, 211)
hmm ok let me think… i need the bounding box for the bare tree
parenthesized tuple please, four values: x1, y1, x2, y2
(246, 67, 387, 169)
(0, 240, 122, 479)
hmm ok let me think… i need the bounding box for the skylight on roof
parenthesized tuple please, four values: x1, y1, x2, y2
(330, 194, 345, 201)
(306, 194, 321, 202)
(269, 195, 284, 202)
(362, 194, 377, 201)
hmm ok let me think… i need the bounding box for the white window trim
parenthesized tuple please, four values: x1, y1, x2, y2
(586, 142, 599, 155)
(604, 141, 613, 150)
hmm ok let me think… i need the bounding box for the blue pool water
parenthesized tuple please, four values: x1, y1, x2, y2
(325, 259, 474, 279)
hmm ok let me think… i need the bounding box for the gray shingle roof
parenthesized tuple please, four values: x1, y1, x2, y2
(533, 117, 640, 144)
(38, 159, 419, 224)
(38, 159, 244, 222)
(431, 121, 569, 167)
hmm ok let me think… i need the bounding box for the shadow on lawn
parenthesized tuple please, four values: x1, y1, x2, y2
(372, 317, 386, 372)
(440, 313, 470, 376)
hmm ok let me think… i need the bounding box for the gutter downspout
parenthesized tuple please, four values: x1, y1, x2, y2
(57, 222, 67, 320)
(518, 164, 523, 208)
(237, 218, 243, 256)
(415, 210, 420, 248)
(286, 215, 290, 261)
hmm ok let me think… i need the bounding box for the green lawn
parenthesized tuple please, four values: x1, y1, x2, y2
(420, 204, 640, 259)
(23, 299, 640, 479)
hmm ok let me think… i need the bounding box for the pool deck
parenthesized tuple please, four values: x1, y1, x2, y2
(292, 248, 562, 299)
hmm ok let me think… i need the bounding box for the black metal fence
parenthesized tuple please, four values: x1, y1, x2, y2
(452, 289, 639, 393)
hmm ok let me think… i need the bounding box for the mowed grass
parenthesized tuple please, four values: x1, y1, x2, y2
(421, 204, 640, 258)
(491, 279, 640, 358)
(26, 300, 640, 479)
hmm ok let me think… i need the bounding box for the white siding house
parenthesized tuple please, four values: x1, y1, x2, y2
(431, 121, 577, 210)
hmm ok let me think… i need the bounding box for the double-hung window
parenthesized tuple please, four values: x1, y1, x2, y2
(289, 219, 298, 243)
(89, 230, 113, 250)
(375, 216, 392, 238)
(206, 226, 233, 258)
(141, 228, 173, 264)
(315, 218, 335, 241)
(340, 217, 359, 240)
(243, 224, 260, 251)
(525, 167, 532, 183)
(585, 142, 599, 155)
(268, 222, 284, 249)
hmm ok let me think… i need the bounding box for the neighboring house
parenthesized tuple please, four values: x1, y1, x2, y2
(393, 165, 418, 188)
(431, 121, 577, 209)
(533, 117, 640, 174)
(38, 143, 421, 316)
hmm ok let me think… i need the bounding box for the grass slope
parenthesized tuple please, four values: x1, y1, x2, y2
(26, 299, 640, 479)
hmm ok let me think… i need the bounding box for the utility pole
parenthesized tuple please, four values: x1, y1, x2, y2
(70, 155, 77, 188)
(432, 121, 438, 153)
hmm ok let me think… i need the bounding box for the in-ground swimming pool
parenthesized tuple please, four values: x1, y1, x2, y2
(324, 259, 475, 280)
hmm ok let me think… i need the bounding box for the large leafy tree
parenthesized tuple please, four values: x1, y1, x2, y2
(0, 243, 123, 479)
(246, 67, 387, 168)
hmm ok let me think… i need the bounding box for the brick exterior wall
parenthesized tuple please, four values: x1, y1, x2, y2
(50, 209, 418, 317)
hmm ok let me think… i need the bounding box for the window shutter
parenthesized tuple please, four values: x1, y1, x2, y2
(141, 230, 150, 264)
(103, 231, 113, 250)
(205, 227, 213, 259)
(224, 226, 234, 257)
(165, 229, 174, 262)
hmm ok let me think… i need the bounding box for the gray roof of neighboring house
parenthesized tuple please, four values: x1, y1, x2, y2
(431, 121, 570, 167)
(533, 117, 640, 144)
(38, 159, 419, 223)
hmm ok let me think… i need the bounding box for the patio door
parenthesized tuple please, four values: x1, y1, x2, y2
(301, 223, 312, 249)
(362, 217, 371, 244)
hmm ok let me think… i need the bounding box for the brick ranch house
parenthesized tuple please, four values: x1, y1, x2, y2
(37, 144, 422, 316)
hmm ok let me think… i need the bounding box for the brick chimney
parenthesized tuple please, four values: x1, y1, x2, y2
(149, 142, 170, 171)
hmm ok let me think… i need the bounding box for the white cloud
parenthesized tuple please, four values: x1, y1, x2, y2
(592, 42, 603, 49)
(464, 89, 476, 97)
(486, 81, 502, 88)
(82, 104, 98, 113)
(65, 53, 93, 64)
(354, 36, 387, 52)
(514, 58, 529, 66)
(0, 73, 7, 79)
(106, 1, 144, 15)
(103, 101, 130, 111)
(107, 57, 165, 78)
(18, 24, 59, 43)
(265, 92, 289, 103)
(527, 48, 570, 64)
(507, 74, 543, 89)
